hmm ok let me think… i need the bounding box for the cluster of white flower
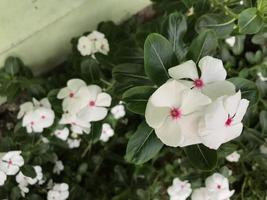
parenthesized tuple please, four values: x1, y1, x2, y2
(111, 103, 126, 119)
(146, 56, 249, 149)
(18, 98, 55, 133)
(77, 30, 109, 56)
(0, 151, 24, 186)
(168, 173, 234, 200)
(47, 183, 69, 200)
(16, 165, 44, 197)
(100, 123, 114, 142)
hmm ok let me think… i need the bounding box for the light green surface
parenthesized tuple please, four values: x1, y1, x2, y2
(0, 0, 151, 74)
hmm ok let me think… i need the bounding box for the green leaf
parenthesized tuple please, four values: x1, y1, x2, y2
(186, 30, 218, 62)
(196, 14, 235, 38)
(144, 33, 177, 86)
(229, 78, 259, 106)
(232, 35, 245, 56)
(238, 8, 264, 34)
(125, 121, 163, 165)
(10, 187, 21, 200)
(122, 86, 155, 115)
(21, 165, 37, 178)
(4, 57, 22, 76)
(260, 110, 267, 134)
(81, 57, 102, 83)
(184, 144, 217, 171)
(88, 121, 103, 143)
(162, 12, 188, 61)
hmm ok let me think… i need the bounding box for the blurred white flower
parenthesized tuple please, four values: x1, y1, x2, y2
(225, 36, 236, 47)
(111, 104, 126, 119)
(168, 56, 236, 100)
(0, 151, 24, 175)
(100, 123, 114, 142)
(260, 145, 267, 154)
(18, 184, 29, 197)
(53, 160, 64, 175)
(0, 96, 7, 106)
(257, 72, 267, 81)
(0, 170, 7, 186)
(191, 187, 212, 200)
(198, 91, 249, 149)
(60, 113, 91, 134)
(16, 165, 43, 186)
(167, 177, 192, 200)
(77, 36, 93, 56)
(226, 151, 240, 162)
(67, 138, 81, 149)
(145, 79, 211, 147)
(53, 127, 69, 141)
(47, 183, 69, 200)
(95, 38, 109, 55)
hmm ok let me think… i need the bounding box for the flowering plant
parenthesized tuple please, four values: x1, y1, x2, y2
(0, 0, 267, 199)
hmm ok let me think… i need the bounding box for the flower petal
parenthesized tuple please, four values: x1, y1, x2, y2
(199, 56, 226, 83)
(57, 87, 71, 99)
(67, 79, 86, 91)
(78, 106, 108, 122)
(233, 99, 249, 123)
(223, 91, 241, 117)
(87, 85, 102, 100)
(202, 81, 236, 101)
(168, 60, 199, 80)
(96, 92, 111, 107)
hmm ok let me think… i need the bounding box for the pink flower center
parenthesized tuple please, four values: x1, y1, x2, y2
(193, 79, 204, 89)
(89, 101, 96, 107)
(170, 108, 182, 120)
(69, 92, 74, 98)
(41, 115, 46, 119)
(7, 159, 13, 168)
(217, 184, 221, 189)
(30, 121, 34, 126)
(225, 117, 233, 126)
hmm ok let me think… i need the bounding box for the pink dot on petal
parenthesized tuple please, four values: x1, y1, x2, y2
(217, 184, 221, 189)
(41, 115, 46, 119)
(69, 93, 74, 98)
(225, 117, 233, 126)
(170, 108, 182, 120)
(89, 101, 96, 107)
(193, 79, 204, 89)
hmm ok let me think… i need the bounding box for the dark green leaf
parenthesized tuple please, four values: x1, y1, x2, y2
(144, 33, 177, 86)
(21, 165, 37, 178)
(184, 144, 217, 171)
(81, 57, 102, 83)
(4, 57, 22, 76)
(260, 110, 267, 134)
(238, 8, 263, 34)
(125, 121, 163, 165)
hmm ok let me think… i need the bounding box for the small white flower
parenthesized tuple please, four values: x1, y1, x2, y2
(77, 36, 93, 56)
(0, 96, 7, 106)
(41, 136, 50, 144)
(198, 91, 249, 149)
(18, 184, 29, 198)
(111, 104, 126, 119)
(145, 79, 211, 147)
(16, 165, 43, 186)
(240, 0, 244, 5)
(67, 138, 81, 149)
(47, 183, 69, 200)
(191, 188, 212, 200)
(260, 144, 267, 154)
(225, 36, 236, 47)
(167, 177, 192, 200)
(77, 85, 112, 122)
(95, 38, 109, 55)
(257, 72, 267, 81)
(0, 170, 7, 186)
(205, 173, 235, 200)
(0, 151, 24, 175)
(53, 160, 64, 175)
(53, 127, 69, 141)
(168, 56, 236, 100)
(226, 151, 240, 162)
(100, 123, 114, 142)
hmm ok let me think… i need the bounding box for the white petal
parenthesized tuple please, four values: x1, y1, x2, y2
(199, 56, 227, 83)
(67, 79, 86, 91)
(40, 98, 51, 108)
(17, 102, 34, 119)
(168, 60, 199, 80)
(223, 91, 241, 117)
(150, 79, 187, 107)
(155, 117, 184, 147)
(178, 80, 194, 88)
(233, 99, 249, 123)
(202, 81, 236, 101)
(145, 100, 169, 129)
(87, 85, 102, 100)
(96, 92, 111, 107)
(57, 87, 71, 99)
(78, 106, 108, 122)
(0, 171, 7, 186)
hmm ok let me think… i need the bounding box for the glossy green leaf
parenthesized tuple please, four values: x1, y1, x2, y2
(186, 30, 218, 62)
(80, 57, 102, 83)
(238, 8, 264, 34)
(122, 86, 155, 115)
(184, 144, 217, 171)
(144, 33, 177, 86)
(229, 78, 259, 106)
(125, 121, 164, 165)
(21, 165, 37, 178)
(4, 57, 22, 76)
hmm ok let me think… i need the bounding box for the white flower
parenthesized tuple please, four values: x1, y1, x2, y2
(260, 144, 267, 154)
(0, 151, 24, 175)
(53, 127, 69, 141)
(167, 178, 192, 200)
(226, 151, 240, 162)
(77, 36, 93, 56)
(225, 36, 236, 47)
(53, 160, 64, 175)
(18, 184, 29, 198)
(257, 72, 267, 81)
(95, 38, 109, 55)
(111, 104, 126, 119)
(205, 173, 235, 200)
(0, 170, 7, 186)
(0, 96, 7, 106)
(191, 188, 212, 200)
(198, 91, 249, 149)
(168, 56, 236, 100)
(145, 79, 211, 147)
(47, 183, 69, 200)
(16, 165, 43, 186)
(77, 85, 111, 122)
(67, 138, 81, 149)
(100, 123, 114, 142)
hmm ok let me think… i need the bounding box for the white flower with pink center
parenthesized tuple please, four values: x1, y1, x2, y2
(100, 123, 114, 142)
(77, 36, 93, 56)
(0, 151, 24, 175)
(53, 127, 69, 141)
(205, 173, 235, 200)
(145, 79, 211, 147)
(77, 85, 112, 122)
(168, 56, 236, 100)
(167, 177, 192, 200)
(226, 151, 240, 162)
(198, 91, 249, 149)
